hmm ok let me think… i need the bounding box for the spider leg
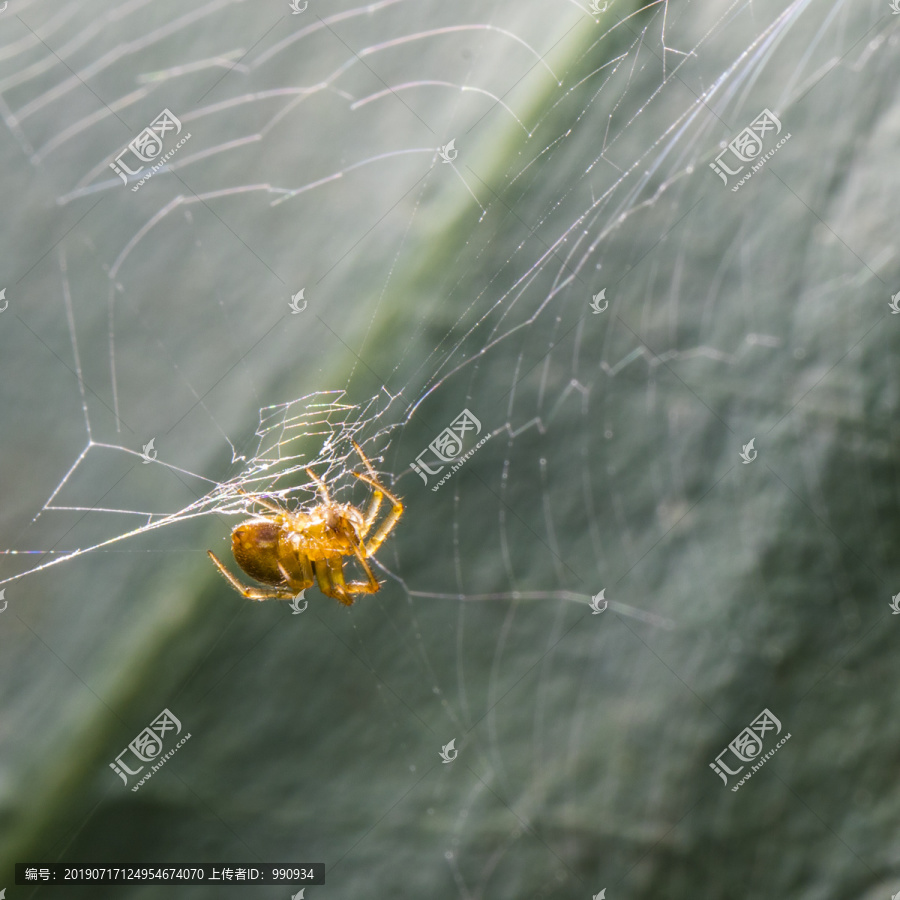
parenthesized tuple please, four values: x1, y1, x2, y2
(305, 466, 333, 505)
(279, 548, 316, 591)
(315, 555, 380, 607)
(356, 479, 383, 538)
(352, 472, 403, 556)
(347, 543, 381, 592)
(314, 558, 352, 606)
(207, 551, 299, 602)
(340, 441, 385, 537)
(351, 439, 381, 481)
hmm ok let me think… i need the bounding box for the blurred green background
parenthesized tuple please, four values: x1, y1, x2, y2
(1, 0, 899, 897)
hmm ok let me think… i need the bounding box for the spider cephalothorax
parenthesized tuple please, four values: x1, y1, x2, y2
(207, 441, 402, 606)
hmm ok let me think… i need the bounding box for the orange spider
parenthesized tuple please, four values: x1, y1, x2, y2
(207, 440, 402, 607)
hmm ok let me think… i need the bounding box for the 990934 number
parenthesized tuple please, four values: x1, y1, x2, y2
(272, 867, 315, 880)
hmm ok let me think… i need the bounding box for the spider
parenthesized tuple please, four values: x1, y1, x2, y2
(207, 440, 402, 607)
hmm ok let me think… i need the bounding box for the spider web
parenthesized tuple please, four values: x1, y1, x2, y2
(0, 385, 401, 587)
(0, 0, 894, 897)
(0, 0, 743, 605)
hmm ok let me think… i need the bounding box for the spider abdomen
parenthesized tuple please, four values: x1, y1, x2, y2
(231, 519, 288, 586)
